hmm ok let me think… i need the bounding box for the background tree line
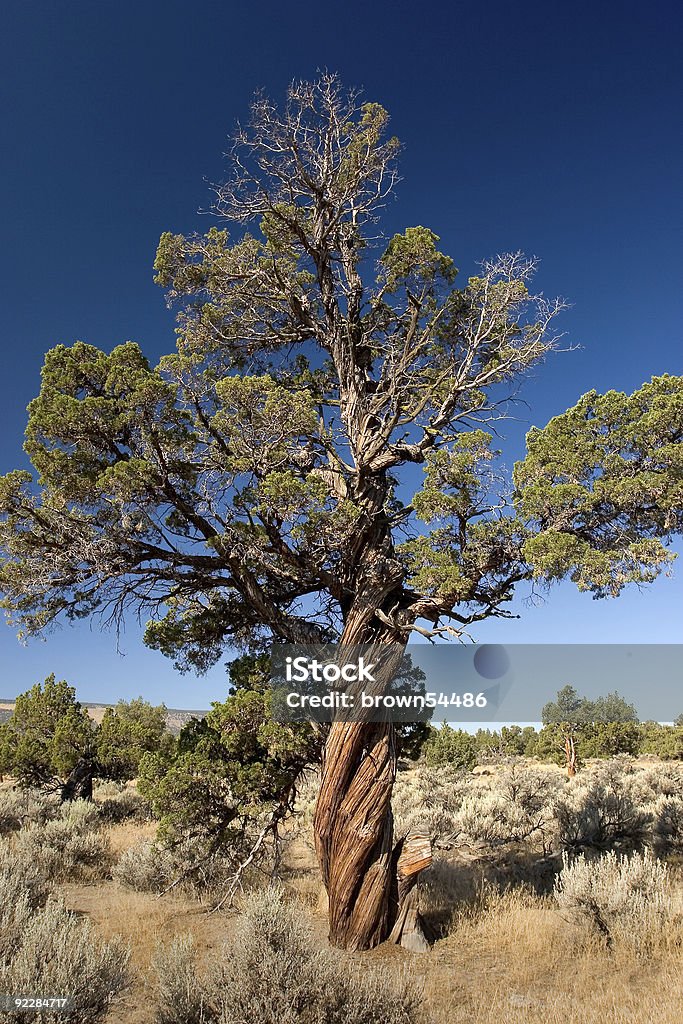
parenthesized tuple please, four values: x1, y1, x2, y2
(423, 685, 683, 769)
(3, 671, 681, 809)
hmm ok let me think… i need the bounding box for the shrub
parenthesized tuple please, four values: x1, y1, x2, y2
(553, 849, 682, 952)
(552, 767, 651, 852)
(456, 765, 560, 851)
(0, 898, 129, 1022)
(153, 889, 421, 1024)
(0, 788, 60, 834)
(0, 835, 128, 1022)
(650, 795, 683, 857)
(640, 723, 683, 760)
(60, 796, 102, 829)
(113, 838, 238, 898)
(392, 765, 465, 847)
(0, 841, 53, 954)
(14, 805, 109, 881)
(93, 780, 126, 800)
(216, 889, 420, 1024)
(0, 841, 53, 904)
(0, 789, 25, 835)
(113, 840, 175, 892)
(152, 934, 206, 1024)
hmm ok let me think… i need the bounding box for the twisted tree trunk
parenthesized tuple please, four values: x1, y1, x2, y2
(312, 608, 432, 951)
(61, 756, 94, 802)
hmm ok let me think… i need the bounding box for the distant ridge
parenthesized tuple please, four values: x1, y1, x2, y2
(0, 699, 207, 734)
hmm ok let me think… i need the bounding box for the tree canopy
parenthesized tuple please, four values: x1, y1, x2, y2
(542, 685, 639, 727)
(0, 677, 170, 799)
(0, 77, 679, 662)
(0, 74, 680, 949)
(0, 675, 94, 796)
(96, 697, 171, 781)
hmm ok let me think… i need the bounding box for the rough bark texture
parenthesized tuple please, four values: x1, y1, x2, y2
(314, 717, 397, 949)
(313, 606, 432, 951)
(61, 757, 94, 802)
(388, 831, 433, 952)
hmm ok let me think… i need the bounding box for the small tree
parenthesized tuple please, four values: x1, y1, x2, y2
(0, 682, 173, 798)
(423, 723, 477, 769)
(542, 685, 638, 774)
(139, 655, 321, 877)
(97, 697, 172, 781)
(0, 75, 680, 949)
(0, 675, 96, 800)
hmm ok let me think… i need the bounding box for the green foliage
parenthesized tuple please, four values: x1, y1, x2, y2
(0, 682, 172, 795)
(423, 724, 477, 770)
(499, 724, 539, 756)
(515, 375, 683, 597)
(640, 722, 683, 760)
(381, 225, 456, 293)
(96, 698, 172, 781)
(139, 655, 321, 853)
(526, 723, 568, 766)
(0, 76, 677, 679)
(537, 686, 640, 767)
(578, 722, 642, 759)
(0, 675, 95, 792)
(542, 685, 638, 727)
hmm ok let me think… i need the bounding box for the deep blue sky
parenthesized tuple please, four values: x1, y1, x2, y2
(1, 0, 681, 707)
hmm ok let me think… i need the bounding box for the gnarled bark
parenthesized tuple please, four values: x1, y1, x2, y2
(314, 719, 433, 950)
(313, 619, 432, 951)
(61, 757, 94, 802)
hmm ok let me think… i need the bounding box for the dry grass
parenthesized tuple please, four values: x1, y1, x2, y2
(3, 762, 682, 1023)
(415, 886, 683, 1023)
(107, 819, 157, 860)
(63, 856, 682, 1024)
(60, 882, 234, 1024)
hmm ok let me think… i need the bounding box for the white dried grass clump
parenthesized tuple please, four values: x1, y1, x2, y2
(153, 888, 421, 1024)
(554, 850, 683, 952)
(113, 840, 176, 892)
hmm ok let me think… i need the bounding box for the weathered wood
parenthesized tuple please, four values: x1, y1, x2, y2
(396, 831, 432, 879)
(387, 830, 433, 951)
(565, 733, 577, 777)
(313, 626, 433, 951)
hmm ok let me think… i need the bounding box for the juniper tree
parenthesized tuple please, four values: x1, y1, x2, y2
(0, 75, 681, 949)
(0, 675, 96, 800)
(0, 680, 171, 798)
(138, 654, 321, 878)
(541, 685, 640, 773)
(96, 697, 172, 781)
